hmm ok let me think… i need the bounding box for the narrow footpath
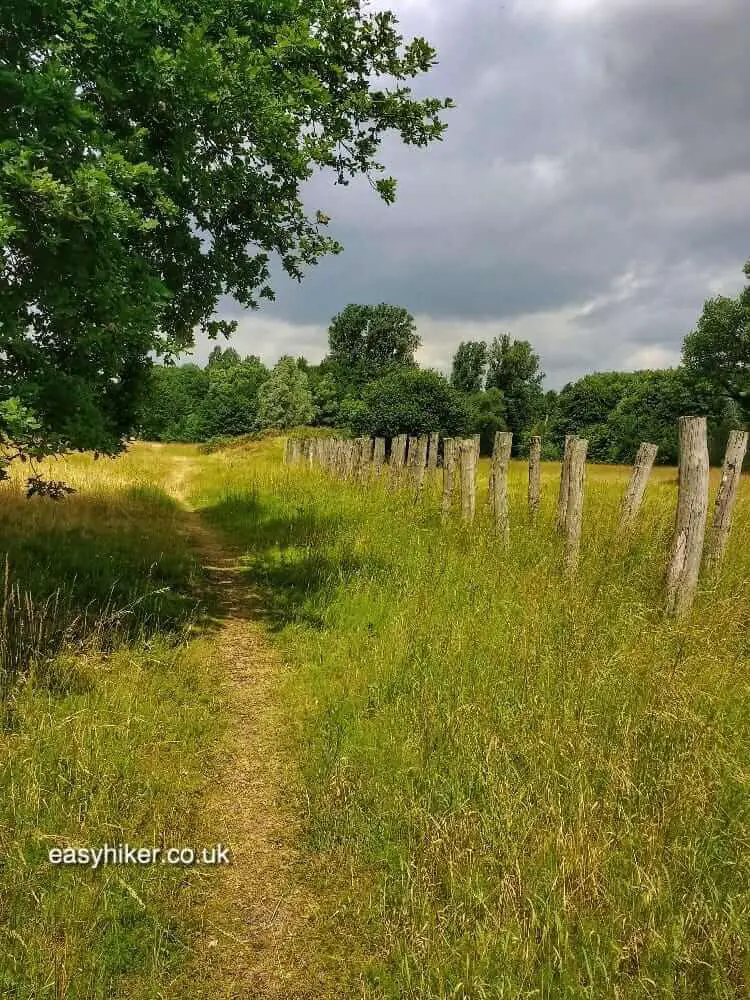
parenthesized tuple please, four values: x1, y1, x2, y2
(165, 453, 339, 1000)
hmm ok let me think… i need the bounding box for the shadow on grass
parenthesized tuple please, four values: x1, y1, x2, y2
(0, 485, 206, 648)
(202, 496, 382, 633)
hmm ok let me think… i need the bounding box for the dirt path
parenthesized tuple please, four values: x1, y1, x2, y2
(165, 455, 336, 1000)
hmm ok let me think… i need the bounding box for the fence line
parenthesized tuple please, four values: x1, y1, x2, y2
(284, 421, 746, 606)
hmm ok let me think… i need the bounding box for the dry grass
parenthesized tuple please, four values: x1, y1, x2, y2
(3, 438, 748, 998)
(190, 437, 750, 1000)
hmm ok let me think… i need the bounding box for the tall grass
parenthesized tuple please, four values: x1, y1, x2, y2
(0, 444, 225, 998)
(192, 438, 750, 999)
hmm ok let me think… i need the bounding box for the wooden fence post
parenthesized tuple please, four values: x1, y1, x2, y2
(427, 432, 440, 473)
(406, 435, 417, 479)
(528, 435, 541, 518)
(705, 429, 748, 571)
(459, 438, 477, 523)
(665, 416, 710, 617)
(441, 438, 456, 523)
(345, 439, 358, 480)
(556, 435, 574, 533)
(358, 437, 374, 482)
(336, 439, 346, 478)
(389, 435, 407, 489)
(491, 431, 513, 540)
(563, 437, 588, 576)
(373, 437, 386, 475)
(413, 435, 429, 501)
(620, 442, 658, 530)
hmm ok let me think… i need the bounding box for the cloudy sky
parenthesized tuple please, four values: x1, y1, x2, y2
(190, 0, 749, 389)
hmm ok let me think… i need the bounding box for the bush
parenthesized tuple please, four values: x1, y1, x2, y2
(348, 368, 471, 438)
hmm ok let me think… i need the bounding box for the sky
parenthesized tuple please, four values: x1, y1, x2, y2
(189, 0, 750, 389)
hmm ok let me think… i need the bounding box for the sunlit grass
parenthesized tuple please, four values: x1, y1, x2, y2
(191, 437, 750, 999)
(0, 443, 224, 999)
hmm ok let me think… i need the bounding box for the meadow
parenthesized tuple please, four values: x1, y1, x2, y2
(2, 439, 749, 998)
(0, 447, 225, 998)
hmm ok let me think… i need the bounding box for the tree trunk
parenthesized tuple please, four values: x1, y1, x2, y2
(705, 429, 748, 571)
(665, 416, 710, 617)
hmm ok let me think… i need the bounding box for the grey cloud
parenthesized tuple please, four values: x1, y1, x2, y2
(591, 0, 750, 181)
(190, 0, 750, 387)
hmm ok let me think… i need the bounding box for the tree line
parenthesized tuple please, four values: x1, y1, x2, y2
(138, 261, 750, 465)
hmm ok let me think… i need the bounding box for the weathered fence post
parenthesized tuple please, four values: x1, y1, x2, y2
(345, 439, 357, 480)
(665, 416, 710, 617)
(528, 435, 541, 518)
(283, 437, 292, 465)
(620, 442, 658, 531)
(459, 438, 477, 523)
(373, 437, 386, 475)
(705, 429, 748, 571)
(556, 435, 574, 533)
(427, 432, 440, 473)
(441, 438, 456, 523)
(491, 431, 513, 540)
(413, 435, 429, 501)
(335, 439, 345, 478)
(389, 435, 408, 489)
(563, 437, 588, 576)
(358, 437, 374, 482)
(405, 436, 417, 487)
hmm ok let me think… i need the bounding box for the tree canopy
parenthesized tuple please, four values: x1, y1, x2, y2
(0, 0, 452, 477)
(347, 368, 470, 439)
(682, 260, 750, 421)
(323, 303, 421, 394)
(485, 335, 545, 452)
(256, 356, 314, 430)
(450, 340, 488, 394)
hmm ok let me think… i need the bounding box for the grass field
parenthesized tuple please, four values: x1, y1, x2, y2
(0, 447, 225, 998)
(2, 439, 749, 998)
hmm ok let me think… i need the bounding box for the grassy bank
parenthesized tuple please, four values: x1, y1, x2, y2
(1, 446, 224, 998)
(192, 438, 750, 999)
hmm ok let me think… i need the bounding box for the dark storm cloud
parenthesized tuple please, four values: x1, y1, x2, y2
(193, 0, 750, 386)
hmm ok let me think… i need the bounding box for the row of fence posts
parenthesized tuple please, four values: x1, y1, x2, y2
(284, 418, 748, 617)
